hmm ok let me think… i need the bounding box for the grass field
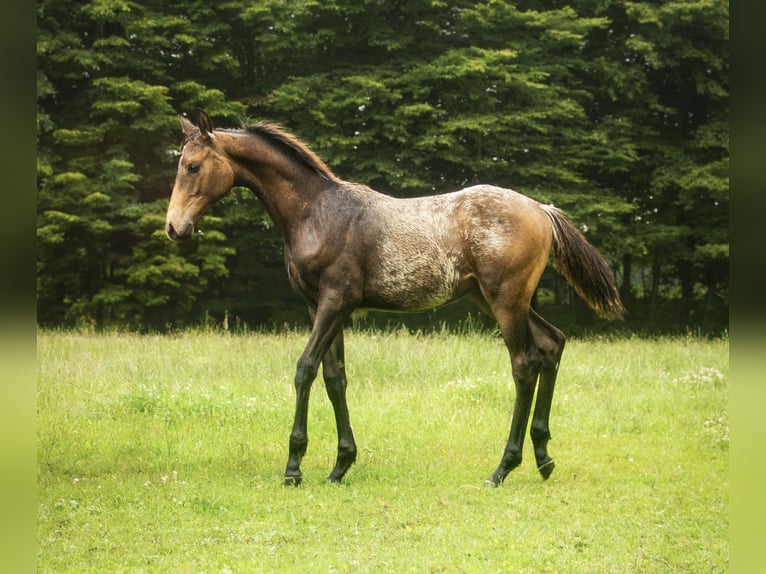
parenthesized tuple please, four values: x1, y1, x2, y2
(37, 329, 728, 572)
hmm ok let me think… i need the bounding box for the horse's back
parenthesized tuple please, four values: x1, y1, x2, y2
(453, 184, 553, 254)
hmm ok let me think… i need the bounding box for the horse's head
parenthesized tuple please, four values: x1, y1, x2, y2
(166, 110, 235, 242)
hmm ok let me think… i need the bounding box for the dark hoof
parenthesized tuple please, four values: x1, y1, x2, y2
(537, 459, 555, 480)
(284, 475, 303, 487)
(327, 474, 344, 484)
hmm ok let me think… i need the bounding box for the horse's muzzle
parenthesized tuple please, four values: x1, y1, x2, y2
(166, 221, 193, 242)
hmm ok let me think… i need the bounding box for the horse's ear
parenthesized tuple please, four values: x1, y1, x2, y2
(179, 114, 196, 137)
(197, 109, 215, 140)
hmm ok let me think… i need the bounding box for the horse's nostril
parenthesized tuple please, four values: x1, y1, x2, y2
(167, 223, 179, 241)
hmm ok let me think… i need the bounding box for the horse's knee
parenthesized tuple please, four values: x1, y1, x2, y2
(295, 358, 319, 387)
(511, 351, 541, 389)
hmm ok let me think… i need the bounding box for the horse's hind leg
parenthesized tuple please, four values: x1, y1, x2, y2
(322, 330, 357, 483)
(486, 303, 542, 486)
(528, 308, 566, 480)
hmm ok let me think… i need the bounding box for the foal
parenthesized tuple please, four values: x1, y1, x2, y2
(165, 110, 624, 486)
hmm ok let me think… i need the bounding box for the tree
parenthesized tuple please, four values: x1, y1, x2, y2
(37, 0, 728, 332)
(615, 0, 728, 325)
(37, 0, 242, 328)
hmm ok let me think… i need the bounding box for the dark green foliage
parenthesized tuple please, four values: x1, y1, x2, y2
(37, 0, 728, 332)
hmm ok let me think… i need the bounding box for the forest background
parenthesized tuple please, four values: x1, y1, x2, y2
(36, 0, 729, 334)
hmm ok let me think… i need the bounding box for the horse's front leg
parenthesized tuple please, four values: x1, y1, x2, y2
(322, 329, 357, 483)
(284, 299, 350, 486)
(284, 357, 316, 486)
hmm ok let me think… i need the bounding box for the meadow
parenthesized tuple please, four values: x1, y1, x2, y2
(37, 329, 729, 572)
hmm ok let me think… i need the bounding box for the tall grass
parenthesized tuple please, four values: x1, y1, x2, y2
(38, 329, 728, 572)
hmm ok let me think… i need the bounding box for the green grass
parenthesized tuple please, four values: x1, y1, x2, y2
(38, 329, 729, 572)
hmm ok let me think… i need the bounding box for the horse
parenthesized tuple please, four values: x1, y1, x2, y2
(165, 109, 625, 487)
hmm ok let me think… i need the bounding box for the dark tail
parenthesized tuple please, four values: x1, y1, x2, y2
(540, 205, 625, 320)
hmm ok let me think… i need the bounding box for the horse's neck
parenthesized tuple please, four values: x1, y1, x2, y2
(221, 131, 327, 237)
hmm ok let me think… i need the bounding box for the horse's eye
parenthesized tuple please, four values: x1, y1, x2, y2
(188, 163, 200, 174)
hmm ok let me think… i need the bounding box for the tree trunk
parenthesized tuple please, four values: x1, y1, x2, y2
(648, 258, 662, 323)
(620, 253, 633, 307)
(676, 259, 694, 325)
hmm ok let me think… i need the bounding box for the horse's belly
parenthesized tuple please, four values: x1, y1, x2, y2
(359, 194, 474, 311)
(363, 244, 465, 312)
